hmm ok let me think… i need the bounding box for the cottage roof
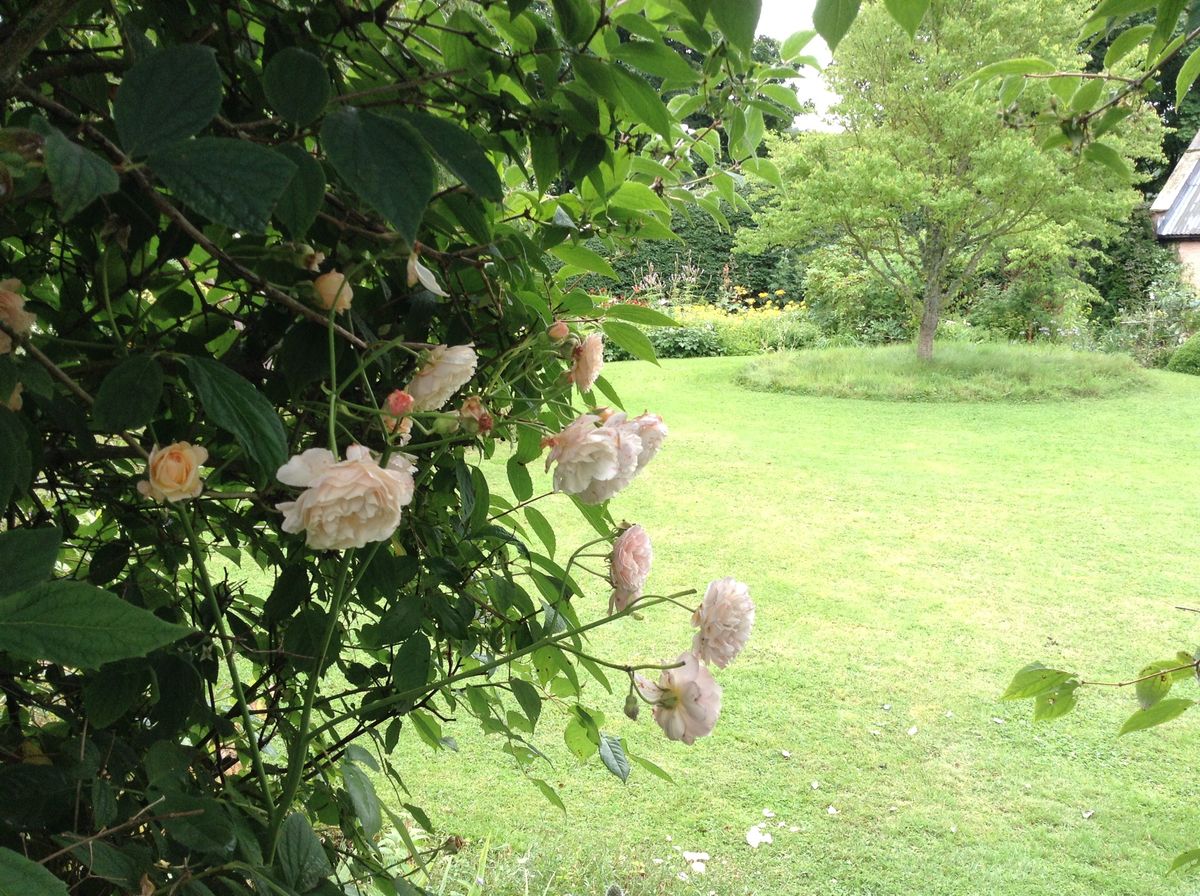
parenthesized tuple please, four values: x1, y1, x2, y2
(1154, 131, 1200, 238)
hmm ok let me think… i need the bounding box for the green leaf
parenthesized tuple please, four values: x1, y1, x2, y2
(531, 778, 566, 813)
(1069, 78, 1105, 113)
(0, 408, 30, 510)
(552, 0, 600, 43)
(92, 355, 163, 432)
(711, 0, 761, 51)
(1177, 44, 1200, 107)
(1032, 681, 1079, 721)
(1000, 663, 1073, 700)
(276, 814, 333, 893)
(509, 678, 542, 729)
(813, 0, 862, 51)
(158, 795, 235, 855)
(1105, 23, 1155, 67)
(321, 107, 435, 245)
(398, 111, 503, 202)
(1169, 848, 1200, 874)
(1135, 661, 1177, 709)
(182, 356, 288, 475)
(759, 83, 804, 113)
(598, 734, 630, 783)
(882, 0, 929, 36)
(342, 761, 382, 836)
(550, 243, 618, 280)
(0, 846, 69, 896)
(1118, 697, 1193, 735)
(1082, 141, 1131, 180)
(506, 456, 533, 501)
(272, 144, 326, 239)
(628, 752, 674, 782)
(564, 715, 598, 760)
(603, 303, 680, 327)
(263, 47, 331, 127)
(741, 156, 784, 188)
(0, 527, 59, 597)
(963, 57, 1056, 85)
(0, 580, 190, 668)
(610, 67, 672, 141)
(38, 124, 118, 220)
(780, 30, 816, 62)
(114, 45, 222, 157)
(524, 507, 556, 555)
(602, 320, 658, 365)
(391, 633, 432, 696)
(149, 137, 296, 234)
(613, 40, 697, 82)
(1154, 0, 1187, 50)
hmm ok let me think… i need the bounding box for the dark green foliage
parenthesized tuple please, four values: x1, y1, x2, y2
(604, 322, 727, 360)
(1167, 332, 1200, 373)
(1085, 210, 1183, 324)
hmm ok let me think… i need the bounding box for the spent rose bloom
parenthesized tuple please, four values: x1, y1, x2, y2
(5, 382, 22, 412)
(458, 396, 493, 435)
(638, 652, 722, 745)
(407, 251, 449, 297)
(629, 412, 668, 469)
(137, 441, 208, 503)
(312, 271, 353, 313)
(0, 279, 37, 353)
(692, 577, 755, 669)
(547, 320, 570, 342)
(406, 344, 477, 410)
(297, 245, 325, 272)
(610, 524, 652, 613)
(568, 333, 604, 392)
(276, 445, 416, 550)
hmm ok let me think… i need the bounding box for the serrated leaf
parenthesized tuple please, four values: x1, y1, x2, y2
(150, 137, 297, 233)
(391, 633, 432, 696)
(1118, 697, 1193, 735)
(506, 456, 533, 501)
(276, 814, 333, 893)
(37, 124, 118, 220)
(628, 752, 674, 782)
(397, 111, 502, 202)
(531, 778, 566, 813)
(263, 47, 331, 127)
(342, 761, 382, 836)
(741, 156, 783, 188)
(0, 846, 69, 896)
(0, 580, 190, 668)
(1069, 78, 1105, 112)
(1001, 663, 1072, 700)
(602, 320, 658, 365)
(114, 45, 222, 157)
(813, 0, 862, 51)
(93, 355, 163, 432)
(0, 527, 59, 597)
(273, 144, 325, 239)
(321, 107, 435, 245)
(598, 734, 630, 783)
(564, 716, 598, 760)
(0, 408, 29, 510)
(524, 506, 556, 555)
(182, 356, 288, 475)
(711, 0, 762, 51)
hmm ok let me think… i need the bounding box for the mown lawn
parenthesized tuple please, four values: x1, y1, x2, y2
(384, 355, 1200, 896)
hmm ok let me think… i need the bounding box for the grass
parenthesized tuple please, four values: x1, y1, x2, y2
(379, 356, 1200, 896)
(736, 342, 1151, 401)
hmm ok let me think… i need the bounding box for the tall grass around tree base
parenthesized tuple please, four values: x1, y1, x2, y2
(736, 342, 1152, 401)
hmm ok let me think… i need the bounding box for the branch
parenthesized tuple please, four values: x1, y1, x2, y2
(0, 0, 79, 90)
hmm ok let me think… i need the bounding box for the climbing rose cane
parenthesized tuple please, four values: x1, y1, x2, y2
(610, 524, 652, 613)
(638, 652, 722, 745)
(692, 577, 755, 669)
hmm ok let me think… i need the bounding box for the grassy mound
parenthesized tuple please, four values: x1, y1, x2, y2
(736, 341, 1152, 401)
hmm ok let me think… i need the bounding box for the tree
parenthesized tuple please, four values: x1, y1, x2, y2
(741, 0, 1159, 359)
(0, 1, 784, 891)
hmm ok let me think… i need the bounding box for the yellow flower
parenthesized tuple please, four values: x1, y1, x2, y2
(775, 289, 786, 295)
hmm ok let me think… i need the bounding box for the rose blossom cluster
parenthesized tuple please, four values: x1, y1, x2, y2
(610, 528, 753, 745)
(543, 410, 667, 504)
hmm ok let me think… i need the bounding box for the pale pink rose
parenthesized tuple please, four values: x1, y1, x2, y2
(384, 389, 415, 417)
(575, 412, 643, 504)
(137, 441, 208, 503)
(547, 320, 570, 342)
(0, 279, 36, 353)
(629, 413, 668, 470)
(312, 271, 353, 313)
(5, 382, 22, 411)
(638, 652, 722, 745)
(276, 445, 416, 550)
(406, 344, 478, 410)
(458, 396, 493, 435)
(609, 524, 652, 613)
(568, 333, 604, 392)
(692, 577, 755, 669)
(407, 252, 449, 297)
(542, 411, 665, 505)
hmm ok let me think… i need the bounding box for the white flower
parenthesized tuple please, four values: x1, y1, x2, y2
(542, 410, 668, 505)
(637, 652, 721, 745)
(629, 412, 668, 470)
(575, 412, 643, 504)
(609, 524, 652, 613)
(406, 344, 477, 410)
(691, 577, 754, 669)
(276, 445, 416, 550)
(407, 251, 449, 297)
(137, 442, 208, 503)
(0, 279, 36, 353)
(568, 333, 603, 392)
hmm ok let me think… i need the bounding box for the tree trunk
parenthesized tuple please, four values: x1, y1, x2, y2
(916, 286, 941, 360)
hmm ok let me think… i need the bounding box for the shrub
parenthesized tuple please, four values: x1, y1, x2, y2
(802, 245, 914, 342)
(1168, 333, 1200, 374)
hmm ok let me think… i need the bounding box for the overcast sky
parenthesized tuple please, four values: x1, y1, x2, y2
(757, 0, 838, 129)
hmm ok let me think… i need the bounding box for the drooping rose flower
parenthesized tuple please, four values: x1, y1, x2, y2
(637, 652, 722, 745)
(629, 412, 668, 470)
(547, 320, 570, 342)
(406, 344, 478, 410)
(609, 524, 652, 613)
(137, 441, 208, 503)
(5, 382, 22, 411)
(568, 333, 604, 392)
(0, 279, 36, 353)
(691, 577, 755, 669)
(543, 410, 667, 505)
(312, 271, 353, 313)
(276, 445, 416, 550)
(406, 251, 449, 297)
(458, 396, 493, 435)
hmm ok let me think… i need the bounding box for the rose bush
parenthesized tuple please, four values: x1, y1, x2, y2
(0, 1, 791, 893)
